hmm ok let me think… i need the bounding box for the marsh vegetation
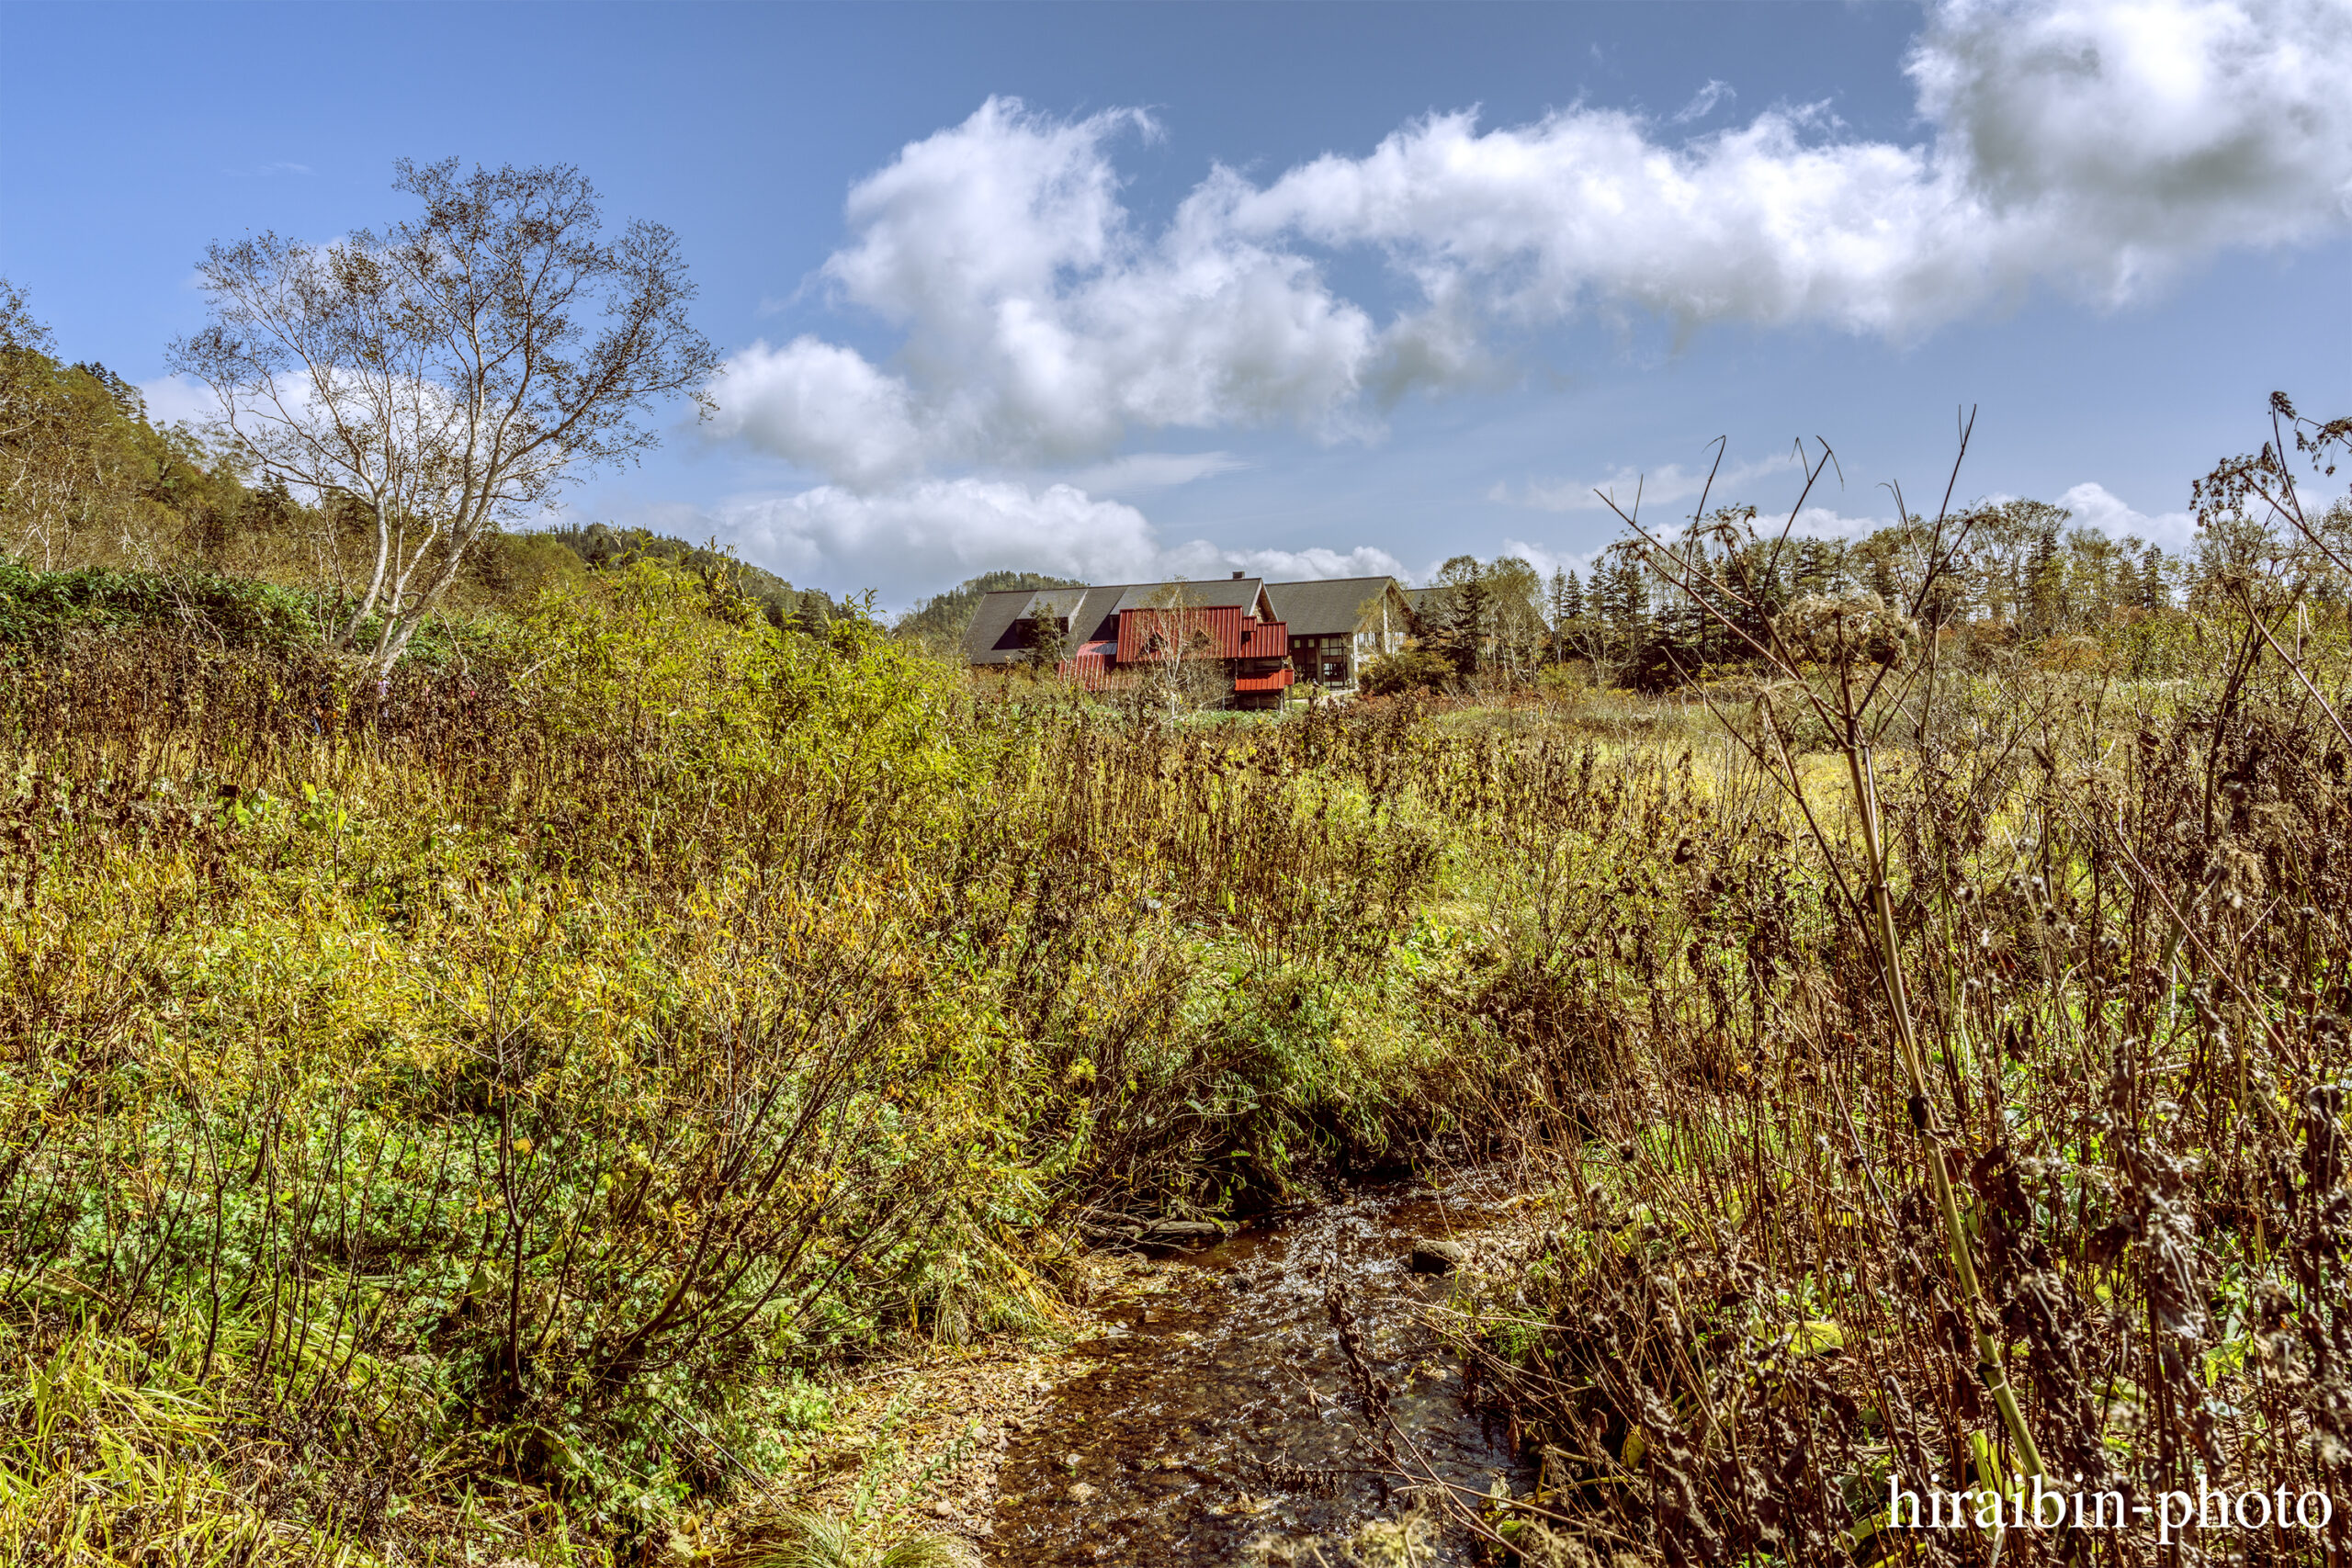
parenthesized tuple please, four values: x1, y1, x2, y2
(6, 265, 2350, 1564)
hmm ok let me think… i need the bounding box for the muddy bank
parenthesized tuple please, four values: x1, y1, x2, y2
(987, 1175, 1534, 1565)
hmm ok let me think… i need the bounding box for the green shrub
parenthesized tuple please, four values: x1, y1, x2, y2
(0, 556, 318, 649)
(1357, 647, 1454, 696)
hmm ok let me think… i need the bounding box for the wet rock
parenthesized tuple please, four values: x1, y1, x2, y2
(1408, 1239, 1466, 1274)
(1067, 1481, 1100, 1505)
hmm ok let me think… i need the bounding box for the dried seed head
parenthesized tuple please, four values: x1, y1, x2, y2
(1770, 591, 1922, 671)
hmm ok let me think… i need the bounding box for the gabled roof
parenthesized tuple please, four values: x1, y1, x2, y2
(960, 578, 1274, 665)
(1263, 577, 1410, 637)
(961, 588, 1051, 665)
(1022, 587, 1089, 622)
(1113, 578, 1268, 615)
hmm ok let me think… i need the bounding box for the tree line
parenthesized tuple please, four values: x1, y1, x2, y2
(1373, 488, 2349, 694)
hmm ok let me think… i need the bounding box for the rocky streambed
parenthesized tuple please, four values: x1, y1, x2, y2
(984, 1175, 1535, 1565)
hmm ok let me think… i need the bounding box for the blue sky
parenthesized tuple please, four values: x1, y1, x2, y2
(4, 0, 2346, 608)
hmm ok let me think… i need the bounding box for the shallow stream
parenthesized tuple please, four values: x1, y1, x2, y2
(986, 1176, 1532, 1564)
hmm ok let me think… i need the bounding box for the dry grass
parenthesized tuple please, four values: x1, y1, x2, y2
(1426, 661, 2352, 1557)
(3, 535, 2348, 1563)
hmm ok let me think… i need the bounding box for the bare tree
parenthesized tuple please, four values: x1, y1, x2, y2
(1128, 581, 1231, 718)
(1481, 554, 1546, 682)
(169, 159, 719, 676)
(0, 276, 50, 357)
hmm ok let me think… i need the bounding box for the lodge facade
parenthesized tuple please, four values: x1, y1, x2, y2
(962, 572, 1415, 708)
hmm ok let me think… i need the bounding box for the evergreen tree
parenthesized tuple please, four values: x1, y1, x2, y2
(1596, 556, 1650, 667)
(1792, 537, 1845, 598)
(1026, 605, 1070, 672)
(1547, 568, 1586, 665)
(1443, 563, 1489, 677)
(1721, 537, 1785, 660)
(2022, 525, 2063, 637)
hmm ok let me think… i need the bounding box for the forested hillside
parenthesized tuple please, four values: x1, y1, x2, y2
(891, 570, 1088, 654)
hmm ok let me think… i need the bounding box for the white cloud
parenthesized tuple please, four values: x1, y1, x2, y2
(1910, 0, 2351, 291)
(715, 0, 2350, 503)
(1790, 506, 1901, 541)
(707, 336, 925, 487)
(715, 98, 1384, 485)
(713, 478, 1406, 604)
(137, 374, 220, 429)
(2052, 480, 2197, 545)
(720, 478, 1162, 589)
(1217, 544, 1411, 581)
(1497, 537, 1611, 583)
(1226, 0, 2350, 338)
(699, 0, 2347, 593)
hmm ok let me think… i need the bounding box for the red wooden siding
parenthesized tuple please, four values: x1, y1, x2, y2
(1238, 618, 1288, 658)
(1113, 605, 1292, 663)
(1116, 604, 1247, 661)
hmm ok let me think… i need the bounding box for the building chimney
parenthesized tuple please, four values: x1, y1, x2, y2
(1231, 570, 1244, 580)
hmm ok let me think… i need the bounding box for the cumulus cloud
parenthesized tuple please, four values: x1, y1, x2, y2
(706, 0, 2346, 591)
(717, 0, 2349, 500)
(1494, 537, 1610, 584)
(1790, 506, 1904, 541)
(719, 479, 1161, 588)
(708, 336, 926, 488)
(1216, 544, 1412, 581)
(2052, 480, 2197, 545)
(1227, 0, 2350, 337)
(717, 99, 1384, 484)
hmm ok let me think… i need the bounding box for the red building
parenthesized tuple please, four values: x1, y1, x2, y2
(961, 573, 1296, 708)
